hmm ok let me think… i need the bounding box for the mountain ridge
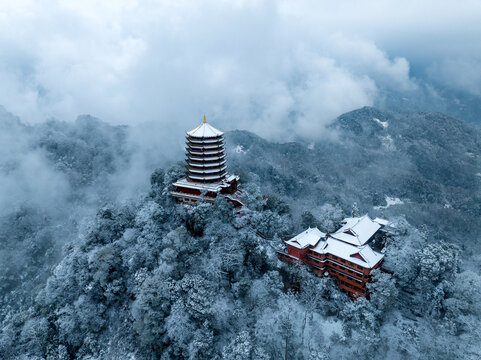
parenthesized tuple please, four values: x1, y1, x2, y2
(226, 106, 480, 247)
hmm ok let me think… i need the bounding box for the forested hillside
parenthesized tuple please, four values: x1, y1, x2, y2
(0, 107, 480, 359)
(227, 107, 481, 250)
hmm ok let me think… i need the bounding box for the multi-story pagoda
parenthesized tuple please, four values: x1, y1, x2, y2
(278, 215, 387, 298)
(170, 116, 243, 207)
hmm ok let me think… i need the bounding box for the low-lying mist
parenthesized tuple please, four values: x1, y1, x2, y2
(0, 106, 181, 301)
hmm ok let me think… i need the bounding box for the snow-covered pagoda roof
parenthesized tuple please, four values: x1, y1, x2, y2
(187, 116, 224, 138)
(311, 238, 384, 268)
(330, 214, 385, 246)
(285, 227, 326, 249)
(172, 174, 239, 192)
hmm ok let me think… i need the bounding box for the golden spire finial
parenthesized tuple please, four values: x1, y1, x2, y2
(203, 114, 206, 123)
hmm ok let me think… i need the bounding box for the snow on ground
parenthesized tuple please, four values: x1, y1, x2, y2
(234, 145, 246, 154)
(374, 196, 404, 209)
(307, 142, 315, 150)
(379, 134, 395, 151)
(373, 117, 388, 128)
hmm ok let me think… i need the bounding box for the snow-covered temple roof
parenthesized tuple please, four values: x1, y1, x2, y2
(311, 238, 384, 268)
(187, 116, 224, 138)
(285, 227, 326, 249)
(284, 215, 387, 269)
(330, 215, 383, 246)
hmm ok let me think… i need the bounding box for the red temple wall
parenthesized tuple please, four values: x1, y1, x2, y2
(287, 245, 309, 260)
(175, 186, 202, 196)
(284, 244, 384, 298)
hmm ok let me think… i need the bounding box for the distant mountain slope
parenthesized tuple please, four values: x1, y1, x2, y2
(226, 107, 481, 247)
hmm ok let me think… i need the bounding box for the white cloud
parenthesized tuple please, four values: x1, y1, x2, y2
(427, 58, 481, 96)
(0, 0, 479, 140)
(0, 111, 71, 217)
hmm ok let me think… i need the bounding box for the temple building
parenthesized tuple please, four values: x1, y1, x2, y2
(170, 116, 243, 207)
(278, 215, 387, 298)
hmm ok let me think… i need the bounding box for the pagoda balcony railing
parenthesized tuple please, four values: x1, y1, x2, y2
(187, 159, 226, 167)
(186, 142, 225, 150)
(186, 147, 224, 153)
(187, 154, 226, 162)
(186, 149, 225, 156)
(187, 162, 226, 169)
(186, 145, 225, 152)
(188, 174, 226, 182)
(185, 145, 225, 153)
(187, 165, 227, 174)
(188, 171, 226, 179)
(187, 141, 224, 148)
(187, 147, 225, 153)
(187, 163, 226, 169)
(188, 165, 225, 172)
(186, 136, 223, 144)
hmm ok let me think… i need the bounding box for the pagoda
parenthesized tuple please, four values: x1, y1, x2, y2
(170, 116, 243, 207)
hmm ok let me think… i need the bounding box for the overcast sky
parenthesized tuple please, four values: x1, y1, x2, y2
(1, 0, 481, 139)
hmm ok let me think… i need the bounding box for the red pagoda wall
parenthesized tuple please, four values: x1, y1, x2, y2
(175, 186, 202, 196)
